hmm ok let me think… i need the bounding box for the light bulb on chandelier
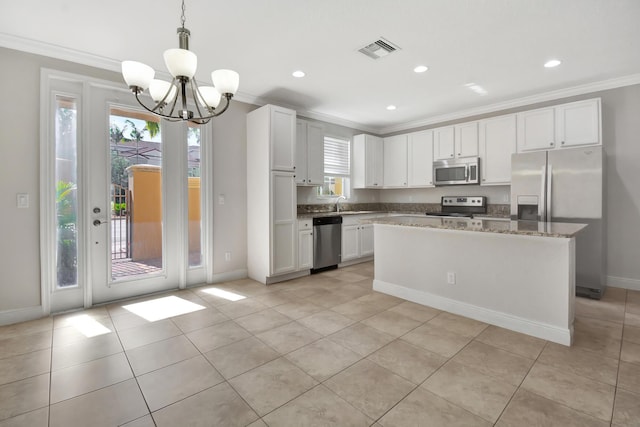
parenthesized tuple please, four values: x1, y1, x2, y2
(121, 0, 239, 125)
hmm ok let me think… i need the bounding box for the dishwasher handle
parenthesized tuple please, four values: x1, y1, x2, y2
(312, 216, 343, 226)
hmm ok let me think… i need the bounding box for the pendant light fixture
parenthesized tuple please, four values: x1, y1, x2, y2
(121, 0, 239, 125)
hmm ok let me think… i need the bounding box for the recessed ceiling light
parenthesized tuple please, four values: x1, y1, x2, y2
(292, 70, 305, 78)
(414, 65, 429, 73)
(386, 105, 397, 111)
(544, 59, 562, 68)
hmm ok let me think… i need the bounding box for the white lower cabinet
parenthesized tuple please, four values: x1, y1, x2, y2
(341, 224, 359, 262)
(341, 216, 377, 262)
(359, 224, 374, 257)
(297, 219, 313, 270)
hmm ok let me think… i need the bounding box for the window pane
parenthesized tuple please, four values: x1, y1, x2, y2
(318, 176, 348, 197)
(187, 125, 202, 267)
(55, 96, 78, 287)
(109, 109, 163, 280)
(319, 136, 350, 197)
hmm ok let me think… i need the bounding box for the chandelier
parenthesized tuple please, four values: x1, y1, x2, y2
(121, 0, 239, 125)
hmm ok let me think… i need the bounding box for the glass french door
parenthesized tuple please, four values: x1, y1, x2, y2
(88, 85, 206, 304)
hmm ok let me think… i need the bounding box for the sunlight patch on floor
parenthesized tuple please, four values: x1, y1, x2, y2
(68, 314, 112, 338)
(202, 287, 247, 302)
(123, 295, 206, 322)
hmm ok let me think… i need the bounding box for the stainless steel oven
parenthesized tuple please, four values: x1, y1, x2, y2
(433, 157, 480, 186)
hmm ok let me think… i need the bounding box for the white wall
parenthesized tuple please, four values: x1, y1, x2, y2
(377, 186, 510, 204)
(1, 44, 639, 320)
(382, 84, 640, 289)
(601, 84, 640, 289)
(0, 47, 254, 318)
(296, 116, 381, 205)
(210, 101, 257, 277)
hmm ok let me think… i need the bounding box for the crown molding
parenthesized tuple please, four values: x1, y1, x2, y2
(379, 73, 640, 135)
(4, 32, 640, 136)
(0, 32, 122, 73)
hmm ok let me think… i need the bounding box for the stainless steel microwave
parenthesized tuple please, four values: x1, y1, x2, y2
(433, 157, 480, 186)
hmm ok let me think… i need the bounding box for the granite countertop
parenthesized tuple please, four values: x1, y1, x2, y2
(297, 211, 379, 219)
(364, 215, 587, 238)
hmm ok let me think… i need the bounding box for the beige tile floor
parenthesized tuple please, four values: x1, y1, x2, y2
(1, 261, 639, 426)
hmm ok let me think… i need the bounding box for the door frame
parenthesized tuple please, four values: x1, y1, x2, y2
(40, 69, 214, 314)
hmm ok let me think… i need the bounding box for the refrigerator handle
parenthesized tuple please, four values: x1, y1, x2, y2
(546, 164, 553, 223)
(539, 165, 546, 221)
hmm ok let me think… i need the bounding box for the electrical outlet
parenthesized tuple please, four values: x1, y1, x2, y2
(218, 194, 225, 205)
(447, 272, 456, 285)
(225, 252, 231, 262)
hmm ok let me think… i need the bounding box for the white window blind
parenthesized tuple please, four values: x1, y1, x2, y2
(324, 137, 350, 177)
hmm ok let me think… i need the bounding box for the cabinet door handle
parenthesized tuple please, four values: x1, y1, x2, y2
(457, 153, 461, 156)
(561, 141, 565, 145)
(450, 154, 454, 157)
(550, 142, 554, 146)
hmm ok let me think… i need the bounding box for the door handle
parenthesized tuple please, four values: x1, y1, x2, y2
(93, 219, 107, 226)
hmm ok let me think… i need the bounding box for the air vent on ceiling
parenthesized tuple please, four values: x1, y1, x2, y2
(358, 37, 401, 60)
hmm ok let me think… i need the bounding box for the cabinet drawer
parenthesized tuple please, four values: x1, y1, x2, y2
(298, 219, 312, 231)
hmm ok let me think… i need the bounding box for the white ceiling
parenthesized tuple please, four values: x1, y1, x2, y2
(2, 0, 640, 133)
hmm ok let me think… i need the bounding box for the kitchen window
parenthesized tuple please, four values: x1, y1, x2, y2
(318, 136, 350, 197)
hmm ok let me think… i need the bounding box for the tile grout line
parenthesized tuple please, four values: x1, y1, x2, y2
(107, 306, 155, 425)
(491, 339, 551, 425)
(610, 287, 629, 425)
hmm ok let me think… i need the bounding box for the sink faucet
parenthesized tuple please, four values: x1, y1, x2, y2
(336, 195, 347, 213)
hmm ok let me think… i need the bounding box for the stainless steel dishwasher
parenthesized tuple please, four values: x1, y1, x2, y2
(312, 216, 342, 273)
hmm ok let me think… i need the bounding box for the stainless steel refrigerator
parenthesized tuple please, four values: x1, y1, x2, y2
(510, 146, 604, 299)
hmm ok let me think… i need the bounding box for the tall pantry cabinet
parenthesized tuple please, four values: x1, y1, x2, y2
(247, 105, 297, 284)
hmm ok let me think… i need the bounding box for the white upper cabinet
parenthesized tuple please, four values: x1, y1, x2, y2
(555, 98, 600, 148)
(270, 106, 296, 171)
(353, 134, 383, 188)
(517, 98, 601, 152)
(383, 134, 408, 187)
(407, 129, 434, 187)
(295, 120, 324, 185)
(517, 107, 556, 151)
(433, 126, 455, 160)
(433, 122, 478, 160)
(479, 114, 517, 185)
(455, 122, 479, 158)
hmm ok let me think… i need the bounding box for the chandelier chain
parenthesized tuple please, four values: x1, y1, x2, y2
(180, 0, 186, 28)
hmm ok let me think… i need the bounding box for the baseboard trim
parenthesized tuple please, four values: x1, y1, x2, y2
(374, 279, 572, 346)
(208, 269, 248, 284)
(607, 276, 640, 291)
(0, 305, 46, 326)
(339, 256, 374, 268)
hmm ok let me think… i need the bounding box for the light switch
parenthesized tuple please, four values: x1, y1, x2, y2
(17, 193, 29, 208)
(218, 194, 225, 205)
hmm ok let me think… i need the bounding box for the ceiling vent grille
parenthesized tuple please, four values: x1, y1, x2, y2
(358, 37, 400, 60)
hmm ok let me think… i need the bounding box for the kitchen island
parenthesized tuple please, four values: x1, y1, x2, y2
(369, 215, 586, 345)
